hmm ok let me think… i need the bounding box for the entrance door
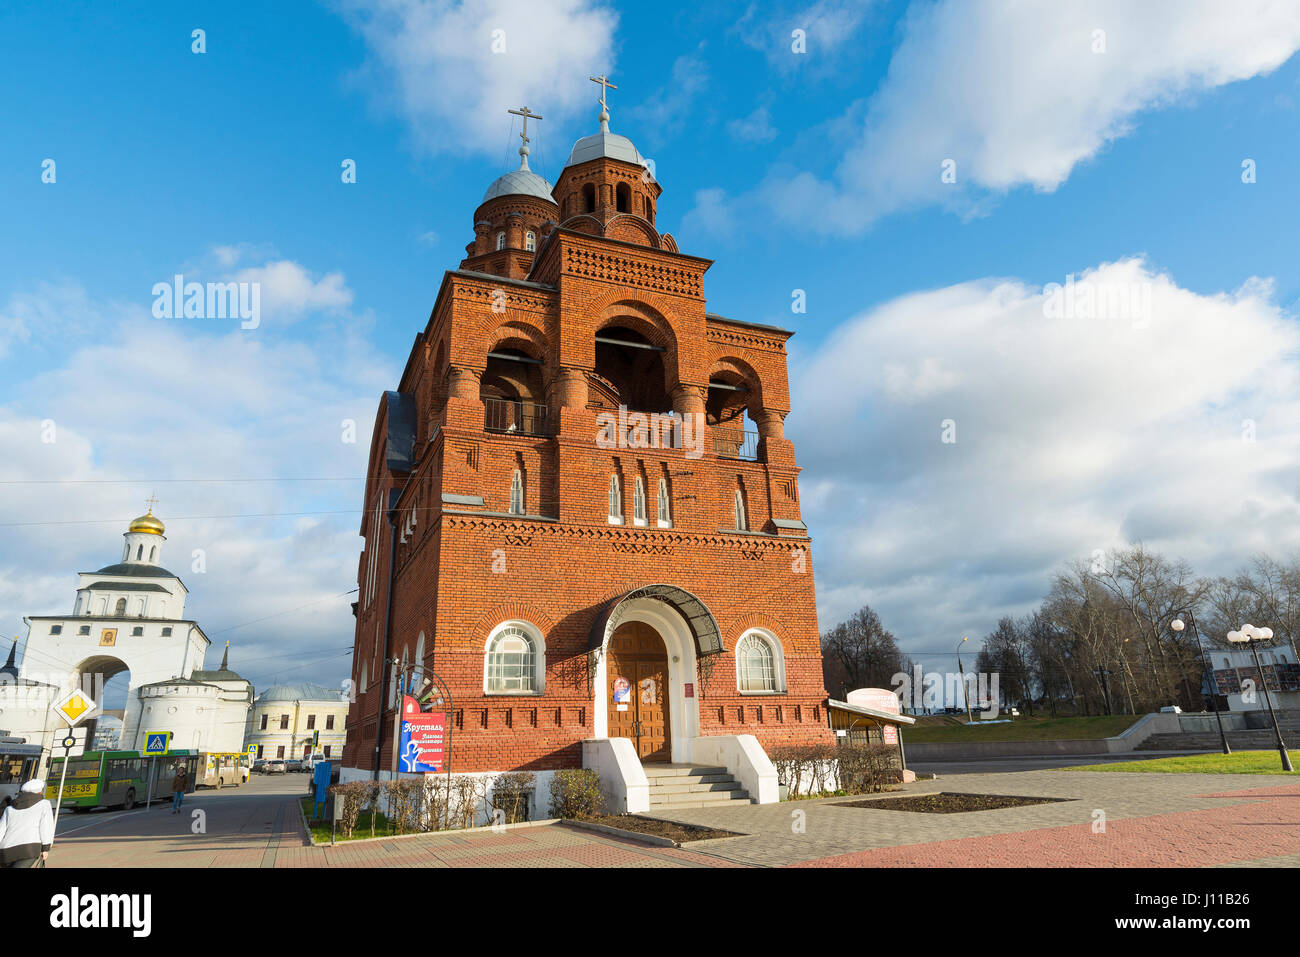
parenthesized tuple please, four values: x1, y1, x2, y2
(606, 622, 671, 762)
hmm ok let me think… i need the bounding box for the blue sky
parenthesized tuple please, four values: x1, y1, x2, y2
(3, 0, 1300, 701)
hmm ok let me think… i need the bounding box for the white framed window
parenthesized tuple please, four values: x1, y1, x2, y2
(509, 469, 524, 515)
(633, 477, 647, 526)
(496, 231, 506, 251)
(608, 475, 623, 524)
(736, 630, 784, 693)
(484, 622, 544, 694)
(525, 230, 536, 252)
(734, 489, 747, 531)
(657, 478, 672, 528)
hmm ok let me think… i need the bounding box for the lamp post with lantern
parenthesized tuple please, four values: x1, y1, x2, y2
(1227, 624, 1293, 772)
(1171, 615, 1229, 755)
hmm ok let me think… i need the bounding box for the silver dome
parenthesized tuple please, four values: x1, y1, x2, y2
(564, 131, 648, 170)
(482, 168, 556, 203)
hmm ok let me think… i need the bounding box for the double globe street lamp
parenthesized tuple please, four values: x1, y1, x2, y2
(1226, 624, 1293, 772)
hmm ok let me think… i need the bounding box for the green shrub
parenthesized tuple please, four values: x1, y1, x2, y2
(548, 769, 605, 819)
(491, 771, 536, 825)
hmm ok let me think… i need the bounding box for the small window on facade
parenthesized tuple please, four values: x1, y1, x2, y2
(161, 627, 172, 637)
(323, 745, 331, 757)
(616, 182, 630, 213)
(136, 545, 143, 560)
(307, 714, 316, 730)
(608, 475, 623, 524)
(50, 625, 62, 635)
(496, 231, 506, 251)
(583, 183, 596, 213)
(256, 745, 264, 759)
(276, 746, 285, 759)
(78, 625, 90, 636)
(734, 489, 747, 531)
(738, 634, 777, 692)
(326, 714, 335, 730)
(509, 469, 524, 515)
(114, 598, 127, 616)
(131, 626, 143, 637)
(657, 478, 671, 528)
(525, 230, 536, 252)
(633, 477, 647, 526)
(260, 714, 268, 730)
(280, 714, 289, 730)
(150, 546, 157, 562)
(486, 626, 537, 693)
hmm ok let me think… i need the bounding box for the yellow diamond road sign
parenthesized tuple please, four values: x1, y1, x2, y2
(53, 690, 97, 726)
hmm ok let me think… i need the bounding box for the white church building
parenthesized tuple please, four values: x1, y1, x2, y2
(0, 505, 252, 760)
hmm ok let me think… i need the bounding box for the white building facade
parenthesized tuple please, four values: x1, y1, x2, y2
(245, 683, 349, 761)
(0, 508, 252, 760)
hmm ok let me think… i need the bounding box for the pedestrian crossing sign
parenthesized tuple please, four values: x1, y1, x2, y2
(143, 731, 172, 756)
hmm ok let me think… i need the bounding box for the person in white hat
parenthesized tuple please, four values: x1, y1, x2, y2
(0, 779, 55, 867)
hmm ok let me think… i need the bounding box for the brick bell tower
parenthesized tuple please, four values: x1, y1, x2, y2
(343, 78, 832, 809)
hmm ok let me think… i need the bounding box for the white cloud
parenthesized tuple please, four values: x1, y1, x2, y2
(339, 0, 619, 157)
(708, 0, 1300, 235)
(727, 104, 777, 144)
(232, 260, 353, 319)
(737, 0, 877, 70)
(792, 258, 1300, 655)
(627, 49, 709, 147)
(0, 274, 394, 692)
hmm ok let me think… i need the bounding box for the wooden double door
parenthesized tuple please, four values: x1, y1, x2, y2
(606, 622, 671, 762)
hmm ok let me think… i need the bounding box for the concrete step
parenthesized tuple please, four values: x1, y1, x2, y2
(648, 792, 753, 808)
(646, 780, 742, 795)
(642, 764, 728, 778)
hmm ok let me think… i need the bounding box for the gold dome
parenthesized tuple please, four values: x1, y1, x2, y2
(128, 512, 165, 536)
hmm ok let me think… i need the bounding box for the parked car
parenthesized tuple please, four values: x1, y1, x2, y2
(252, 759, 268, 774)
(266, 759, 286, 774)
(285, 759, 303, 773)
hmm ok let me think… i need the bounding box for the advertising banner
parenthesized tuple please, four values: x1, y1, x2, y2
(398, 694, 446, 773)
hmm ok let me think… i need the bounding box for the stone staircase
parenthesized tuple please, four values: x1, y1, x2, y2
(1135, 729, 1292, 751)
(643, 763, 752, 810)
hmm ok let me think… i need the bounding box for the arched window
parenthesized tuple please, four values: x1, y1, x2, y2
(114, 598, 127, 616)
(525, 230, 536, 252)
(496, 231, 506, 251)
(616, 182, 630, 213)
(122, 544, 130, 562)
(136, 545, 143, 560)
(608, 475, 623, 524)
(150, 545, 157, 562)
(485, 624, 541, 694)
(583, 183, 596, 213)
(633, 477, 647, 526)
(509, 469, 524, 515)
(734, 489, 747, 531)
(657, 478, 671, 528)
(736, 631, 783, 692)
(359, 659, 368, 694)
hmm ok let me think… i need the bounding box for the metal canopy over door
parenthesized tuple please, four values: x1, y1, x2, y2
(607, 622, 671, 762)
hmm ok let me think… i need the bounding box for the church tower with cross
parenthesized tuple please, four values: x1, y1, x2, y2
(344, 79, 836, 815)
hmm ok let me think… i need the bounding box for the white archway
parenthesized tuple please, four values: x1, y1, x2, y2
(591, 597, 700, 763)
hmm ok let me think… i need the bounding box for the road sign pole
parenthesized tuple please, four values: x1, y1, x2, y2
(51, 739, 73, 844)
(146, 756, 154, 810)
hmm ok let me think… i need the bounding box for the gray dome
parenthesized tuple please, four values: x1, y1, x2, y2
(482, 168, 555, 203)
(564, 131, 648, 170)
(93, 562, 178, 579)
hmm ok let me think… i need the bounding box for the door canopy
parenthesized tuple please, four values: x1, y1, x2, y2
(587, 584, 725, 657)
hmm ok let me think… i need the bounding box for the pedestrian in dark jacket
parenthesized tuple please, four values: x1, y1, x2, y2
(171, 766, 187, 813)
(0, 779, 55, 867)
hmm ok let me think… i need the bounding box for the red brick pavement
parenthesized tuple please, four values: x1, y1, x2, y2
(791, 782, 1300, 868)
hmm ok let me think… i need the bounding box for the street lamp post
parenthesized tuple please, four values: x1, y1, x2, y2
(1227, 624, 1293, 772)
(1171, 615, 1230, 755)
(955, 636, 973, 724)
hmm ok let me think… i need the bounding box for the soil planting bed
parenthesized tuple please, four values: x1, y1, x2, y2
(837, 791, 1072, 814)
(585, 814, 741, 842)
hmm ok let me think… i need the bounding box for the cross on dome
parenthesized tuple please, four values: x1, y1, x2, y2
(589, 74, 617, 131)
(507, 106, 543, 171)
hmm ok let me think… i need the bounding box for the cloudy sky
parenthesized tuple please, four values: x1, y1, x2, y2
(3, 0, 1299, 698)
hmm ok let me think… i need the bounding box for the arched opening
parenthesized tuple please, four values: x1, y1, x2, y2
(136, 545, 143, 560)
(616, 182, 631, 213)
(74, 655, 131, 754)
(707, 368, 759, 461)
(582, 183, 596, 213)
(592, 325, 670, 416)
(481, 346, 547, 435)
(149, 545, 157, 562)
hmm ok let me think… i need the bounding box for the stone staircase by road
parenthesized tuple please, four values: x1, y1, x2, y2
(643, 764, 752, 810)
(1135, 729, 1293, 751)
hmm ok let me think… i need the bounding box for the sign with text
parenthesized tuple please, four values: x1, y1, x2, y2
(398, 695, 446, 773)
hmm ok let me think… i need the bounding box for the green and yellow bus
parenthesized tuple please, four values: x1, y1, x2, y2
(46, 750, 200, 811)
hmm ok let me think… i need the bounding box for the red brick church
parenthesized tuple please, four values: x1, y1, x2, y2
(341, 81, 833, 811)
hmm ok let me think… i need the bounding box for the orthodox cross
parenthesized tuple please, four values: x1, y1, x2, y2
(589, 73, 617, 116)
(507, 106, 542, 150)
(145, 492, 159, 514)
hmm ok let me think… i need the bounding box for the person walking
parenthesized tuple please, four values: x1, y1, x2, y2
(171, 764, 188, 813)
(0, 779, 55, 868)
